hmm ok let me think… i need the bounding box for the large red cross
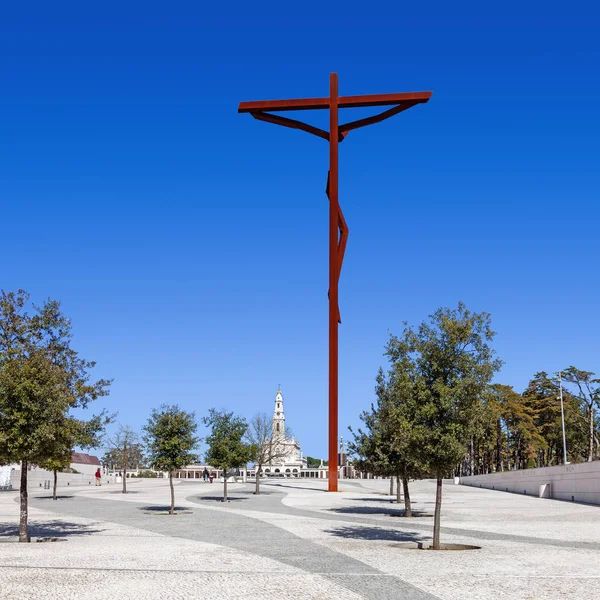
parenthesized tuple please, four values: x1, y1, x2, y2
(239, 74, 431, 491)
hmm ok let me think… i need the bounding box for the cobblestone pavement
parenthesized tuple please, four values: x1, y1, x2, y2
(0, 477, 599, 599)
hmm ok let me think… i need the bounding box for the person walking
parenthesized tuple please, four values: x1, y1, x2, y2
(203, 468, 209, 482)
(95, 468, 102, 486)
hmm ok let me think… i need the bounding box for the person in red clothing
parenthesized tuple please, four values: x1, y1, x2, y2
(95, 468, 102, 486)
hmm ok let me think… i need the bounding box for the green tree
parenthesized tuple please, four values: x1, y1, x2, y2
(103, 425, 144, 493)
(384, 366, 429, 513)
(386, 303, 501, 549)
(39, 413, 112, 500)
(143, 405, 199, 515)
(349, 368, 424, 513)
(349, 401, 403, 502)
(0, 290, 111, 542)
(493, 384, 542, 471)
(561, 367, 599, 462)
(203, 409, 254, 502)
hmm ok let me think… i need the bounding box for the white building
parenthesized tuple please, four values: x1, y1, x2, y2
(70, 452, 101, 476)
(260, 388, 307, 478)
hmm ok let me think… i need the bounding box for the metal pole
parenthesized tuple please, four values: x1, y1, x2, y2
(328, 72, 339, 492)
(559, 371, 568, 464)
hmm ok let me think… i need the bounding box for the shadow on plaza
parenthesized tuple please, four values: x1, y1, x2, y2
(264, 483, 327, 493)
(327, 506, 433, 518)
(351, 497, 435, 504)
(32, 495, 74, 500)
(139, 505, 192, 512)
(325, 525, 427, 543)
(0, 520, 105, 538)
(194, 495, 249, 503)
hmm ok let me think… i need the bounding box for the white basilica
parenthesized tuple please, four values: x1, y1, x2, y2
(260, 388, 307, 478)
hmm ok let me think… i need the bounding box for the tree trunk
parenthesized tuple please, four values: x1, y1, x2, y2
(19, 459, 28, 543)
(432, 475, 443, 550)
(53, 469, 58, 500)
(588, 407, 594, 462)
(402, 475, 412, 517)
(169, 471, 175, 514)
(255, 466, 261, 495)
(122, 444, 127, 493)
(223, 470, 228, 502)
(496, 421, 502, 472)
(470, 436, 474, 475)
(389, 476, 394, 496)
(395, 475, 401, 504)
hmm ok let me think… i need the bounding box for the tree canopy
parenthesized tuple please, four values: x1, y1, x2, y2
(203, 408, 254, 502)
(143, 405, 199, 514)
(0, 290, 111, 541)
(385, 303, 501, 548)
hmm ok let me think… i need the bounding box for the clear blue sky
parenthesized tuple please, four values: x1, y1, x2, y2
(1, 3, 599, 458)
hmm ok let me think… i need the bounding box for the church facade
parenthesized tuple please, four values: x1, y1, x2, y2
(260, 388, 307, 478)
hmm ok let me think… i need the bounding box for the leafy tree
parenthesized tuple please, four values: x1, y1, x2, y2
(350, 366, 426, 514)
(493, 384, 543, 471)
(203, 409, 254, 502)
(521, 372, 564, 467)
(143, 405, 199, 514)
(135, 469, 158, 478)
(384, 367, 429, 513)
(349, 404, 406, 504)
(0, 290, 111, 542)
(103, 425, 144, 493)
(306, 456, 327, 468)
(39, 413, 112, 500)
(458, 376, 591, 476)
(561, 367, 599, 462)
(245, 412, 291, 495)
(386, 303, 501, 549)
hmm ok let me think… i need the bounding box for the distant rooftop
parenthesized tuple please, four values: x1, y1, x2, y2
(71, 452, 100, 466)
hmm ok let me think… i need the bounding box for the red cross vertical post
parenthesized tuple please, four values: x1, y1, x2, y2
(238, 74, 431, 491)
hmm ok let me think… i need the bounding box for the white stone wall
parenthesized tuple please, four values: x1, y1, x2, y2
(10, 468, 116, 490)
(460, 461, 600, 505)
(70, 462, 100, 477)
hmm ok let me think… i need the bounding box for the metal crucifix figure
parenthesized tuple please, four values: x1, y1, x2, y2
(239, 73, 431, 491)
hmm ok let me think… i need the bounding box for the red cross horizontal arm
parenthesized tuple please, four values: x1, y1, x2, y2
(238, 91, 432, 142)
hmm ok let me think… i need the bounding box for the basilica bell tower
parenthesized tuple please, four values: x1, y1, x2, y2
(272, 387, 285, 439)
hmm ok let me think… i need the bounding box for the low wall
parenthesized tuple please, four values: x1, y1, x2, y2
(9, 469, 116, 491)
(459, 461, 600, 505)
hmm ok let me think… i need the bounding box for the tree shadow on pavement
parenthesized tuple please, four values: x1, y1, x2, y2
(351, 497, 435, 505)
(350, 497, 395, 502)
(32, 495, 74, 500)
(195, 496, 248, 503)
(264, 483, 326, 493)
(328, 506, 433, 517)
(0, 520, 105, 538)
(139, 506, 190, 512)
(325, 525, 427, 542)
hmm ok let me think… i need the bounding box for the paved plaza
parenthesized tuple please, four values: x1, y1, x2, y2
(0, 478, 599, 599)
